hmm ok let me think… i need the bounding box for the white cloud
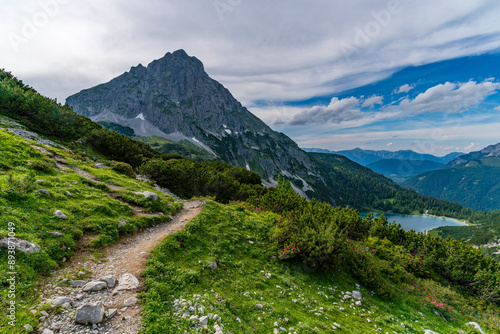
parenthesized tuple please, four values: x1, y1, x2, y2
(395, 80, 500, 115)
(395, 84, 414, 94)
(465, 142, 479, 150)
(289, 97, 361, 126)
(386, 142, 394, 147)
(362, 95, 384, 108)
(494, 106, 500, 111)
(1, 0, 500, 104)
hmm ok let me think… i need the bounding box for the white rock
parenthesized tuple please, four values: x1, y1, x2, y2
(106, 308, 118, 319)
(54, 210, 68, 219)
(51, 296, 71, 306)
(42, 329, 54, 334)
(114, 273, 140, 292)
(424, 330, 440, 334)
(135, 191, 159, 201)
(82, 281, 107, 292)
(199, 315, 208, 325)
(124, 297, 138, 307)
(352, 291, 362, 301)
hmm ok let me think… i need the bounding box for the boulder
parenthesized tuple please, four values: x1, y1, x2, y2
(135, 191, 159, 201)
(54, 210, 68, 220)
(114, 273, 140, 292)
(352, 291, 363, 301)
(99, 275, 117, 288)
(0, 237, 41, 253)
(75, 304, 105, 324)
(82, 281, 107, 292)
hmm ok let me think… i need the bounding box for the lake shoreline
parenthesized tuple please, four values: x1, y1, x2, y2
(422, 213, 468, 235)
(361, 212, 469, 234)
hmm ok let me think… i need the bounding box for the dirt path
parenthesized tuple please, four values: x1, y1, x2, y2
(30, 142, 206, 333)
(37, 199, 204, 334)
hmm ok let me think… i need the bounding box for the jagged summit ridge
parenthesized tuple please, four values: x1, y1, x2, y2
(66, 50, 322, 195)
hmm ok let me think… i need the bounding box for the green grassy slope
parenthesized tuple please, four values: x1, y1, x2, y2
(142, 201, 499, 333)
(0, 121, 181, 332)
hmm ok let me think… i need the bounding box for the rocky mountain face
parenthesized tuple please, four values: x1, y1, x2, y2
(67, 50, 323, 196)
(448, 143, 500, 166)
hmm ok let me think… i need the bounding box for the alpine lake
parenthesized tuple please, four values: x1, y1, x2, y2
(361, 213, 468, 234)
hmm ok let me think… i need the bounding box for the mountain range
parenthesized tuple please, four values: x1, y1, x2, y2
(405, 143, 500, 211)
(303, 147, 463, 166)
(66, 50, 473, 215)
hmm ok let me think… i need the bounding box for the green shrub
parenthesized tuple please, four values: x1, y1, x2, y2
(110, 161, 135, 178)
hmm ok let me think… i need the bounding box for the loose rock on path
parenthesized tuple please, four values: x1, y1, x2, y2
(35, 199, 204, 334)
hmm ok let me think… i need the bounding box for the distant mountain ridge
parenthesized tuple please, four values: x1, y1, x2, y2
(405, 142, 500, 211)
(303, 147, 462, 166)
(448, 143, 500, 166)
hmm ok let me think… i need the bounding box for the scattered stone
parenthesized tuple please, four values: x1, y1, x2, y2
(38, 189, 50, 195)
(99, 275, 117, 288)
(75, 304, 105, 324)
(106, 308, 118, 319)
(40, 310, 49, 317)
(424, 331, 440, 334)
(0, 237, 41, 253)
(124, 297, 138, 307)
(209, 261, 218, 269)
(352, 291, 362, 301)
(118, 220, 127, 227)
(256, 303, 263, 309)
(54, 210, 68, 220)
(114, 273, 140, 292)
(123, 315, 132, 320)
(199, 315, 209, 326)
(69, 280, 86, 287)
(465, 322, 485, 334)
(65, 191, 72, 197)
(94, 163, 109, 169)
(82, 281, 107, 292)
(48, 231, 64, 236)
(23, 324, 34, 332)
(41, 329, 54, 334)
(51, 296, 71, 306)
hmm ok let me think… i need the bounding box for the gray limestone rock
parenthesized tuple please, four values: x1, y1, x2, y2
(0, 237, 41, 253)
(54, 210, 68, 220)
(75, 304, 105, 324)
(114, 273, 140, 292)
(99, 275, 117, 288)
(82, 281, 107, 292)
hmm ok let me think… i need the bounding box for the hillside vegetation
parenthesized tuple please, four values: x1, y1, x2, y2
(2, 68, 500, 333)
(405, 157, 500, 212)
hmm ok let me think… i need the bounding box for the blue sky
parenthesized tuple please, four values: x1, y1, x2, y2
(259, 54, 500, 155)
(1, 0, 500, 155)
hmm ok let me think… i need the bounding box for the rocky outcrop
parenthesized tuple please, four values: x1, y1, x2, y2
(67, 50, 324, 199)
